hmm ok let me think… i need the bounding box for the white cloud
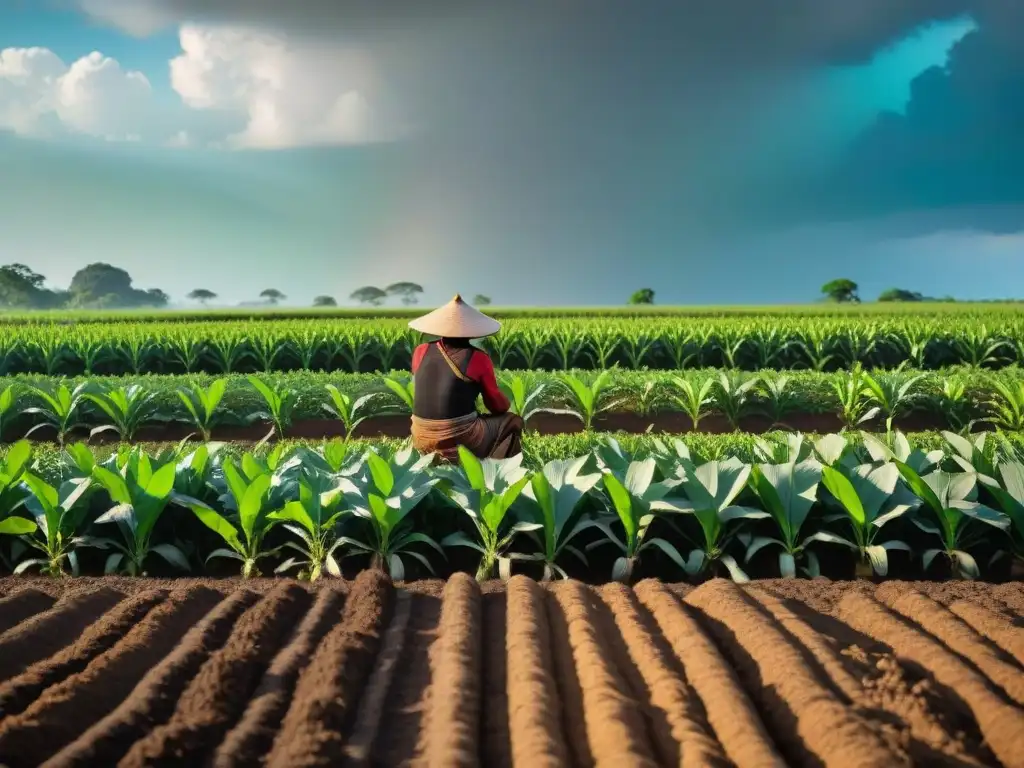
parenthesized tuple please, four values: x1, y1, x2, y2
(0, 24, 401, 150)
(0, 47, 155, 141)
(169, 24, 394, 149)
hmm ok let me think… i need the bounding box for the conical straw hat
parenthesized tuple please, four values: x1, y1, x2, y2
(408, 294, 501, 338)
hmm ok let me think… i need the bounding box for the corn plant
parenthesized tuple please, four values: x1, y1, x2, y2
(942, 431, 998, 485)
(895, 463, 1009, 579)
(270, 475, 348, 581)
(938, 376, 974, 432)
(832, 365, 879, 430)
(818, 463, 919, 577)
(668, 375, 714, 430)
(323, 384, 383, 441)
(979, 461, 1024, 566)
(15, 472, 95, 576)
(439, 447, 535, 580)
(860, 431, 943, 474)
(861, 369, 925, 434)
(498, 374, 579, 424)
(757, 374, 799, 428)
(558, 369, 624, 430)
(177, 379, 229, 442)
(331, 447, 441, 579)
(741, 457, 823, 577)
(514, 455, 603, 580)
(247, 376, 298, 439)
(0, 441, 35, 538)
(665, 457, 767, 581)
(0, 384, 21, 443)
(85, 451, 190, 575)
(712, 372, 759, 431)
(591, 458, 690, 582)
(984, 378, 1024, 431)
(83, 384, 160, 442)
(22, 382, 91, 445)
(180, 459, 280, 577)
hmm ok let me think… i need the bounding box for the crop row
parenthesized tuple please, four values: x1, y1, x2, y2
(2, 366, 1024, 442)
(4, 301, 1023, 324)
(4, 316, 1024, 375)
(0, 428, 1022, 584)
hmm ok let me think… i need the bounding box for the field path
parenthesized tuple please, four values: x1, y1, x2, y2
(0, 575, 1019, 767)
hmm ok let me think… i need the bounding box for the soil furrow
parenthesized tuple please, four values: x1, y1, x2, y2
(747, 587, 987, 767)
(412, 573, 482, 768)
(686, 580, 907, 768)
(213, 587, 346, 768)
(0, 588, 124, 682)
(545, 583, 591, 766)
(480, 590, 511, 768)
(265, 570, 392, 768)
(634, 580, 783, 768)
(549, 580, 659, 767)
(949, 600, 1024, 665)
(366, 592, 441, 766)
(0, 587, 222, 767)
(118, 583, 312, 767)
(839, 591, 1024, 768)
(0, 589, 56, 635)
(0, 589, 166, 718)
(342, 589, 412, 766)
(504, 577, 568, 768)
(42, 589, 259, 768)
(598, 583, 729, 768)
(886, 591, 1024, 706)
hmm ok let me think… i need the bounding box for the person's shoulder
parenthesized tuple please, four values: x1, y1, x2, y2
(467, 348, 495, 372)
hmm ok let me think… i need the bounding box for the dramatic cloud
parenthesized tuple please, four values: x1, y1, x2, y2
(169, 25, 396, 149)
(0, 47, 154, 140)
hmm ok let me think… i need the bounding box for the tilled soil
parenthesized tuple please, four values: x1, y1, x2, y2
(0, 574, 1019, 767)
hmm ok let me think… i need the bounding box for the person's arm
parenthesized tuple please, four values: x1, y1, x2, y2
(466, 350, 510, 414)
(411, 343, 428, 374)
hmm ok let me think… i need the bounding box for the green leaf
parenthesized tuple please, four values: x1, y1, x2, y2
(366, 452, 395, 496)
(0, 516, 37, 535)
(821, 465, 866, 527)
(187, 499, 243, 552)
(239, 473, 272, 542)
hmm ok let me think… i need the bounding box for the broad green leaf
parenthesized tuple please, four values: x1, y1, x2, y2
(0, 516, 36, 535)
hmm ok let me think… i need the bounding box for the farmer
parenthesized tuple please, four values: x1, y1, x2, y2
(408, 294, 523, 461)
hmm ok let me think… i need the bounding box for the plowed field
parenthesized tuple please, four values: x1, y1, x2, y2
(0, 574, 1021, 767)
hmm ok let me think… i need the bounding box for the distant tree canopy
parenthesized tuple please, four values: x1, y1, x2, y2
(821, 279, 860, 303)
(0, 264, 64, 309)
(385, 282, 424, 305)
(188, 289, 217, 305)
(67, 263, 168, 309)
(878, 288, 925, 302)
(260, 289, 286, 304)
(629, 288, 655, 305)
(472, 294, 491, 306)
(350, 286, 388, 306)
(313, 295, 337, 307)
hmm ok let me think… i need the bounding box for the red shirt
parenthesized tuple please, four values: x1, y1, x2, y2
(411, 342, 510, 415)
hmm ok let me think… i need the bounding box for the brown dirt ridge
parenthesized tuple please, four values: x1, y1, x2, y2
(0, 574, 1019, 767)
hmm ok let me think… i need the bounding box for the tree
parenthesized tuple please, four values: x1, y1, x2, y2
(145, 288, 170, 307)
(821, 279, 860, 303)
(313, 295, 337, 307)
(878, 288, 924, 302)
(188, 289, 218, 305)
(629, 288, 655, 305)
(260, 289, 286, 305)
(385, 282, 424, 306)
(0, 264, 60, 309)
(350, 286, 387, 306)
(472, 294, 492, 306)
(67, 263, 167, 309)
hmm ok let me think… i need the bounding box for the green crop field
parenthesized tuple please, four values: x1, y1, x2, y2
(0, 304, 1021, 585)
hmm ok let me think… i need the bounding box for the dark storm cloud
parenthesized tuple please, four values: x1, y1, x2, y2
(76, 0, 1024, 237)
(807, 0, 1024, 226)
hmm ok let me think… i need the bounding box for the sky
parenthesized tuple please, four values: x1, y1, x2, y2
(0, 0, 1022, 307)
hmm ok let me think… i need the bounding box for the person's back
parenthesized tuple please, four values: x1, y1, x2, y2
(406, 296, 522, 461)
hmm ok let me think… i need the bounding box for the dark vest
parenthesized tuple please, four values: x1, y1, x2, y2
(413, 341, 481, 420)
